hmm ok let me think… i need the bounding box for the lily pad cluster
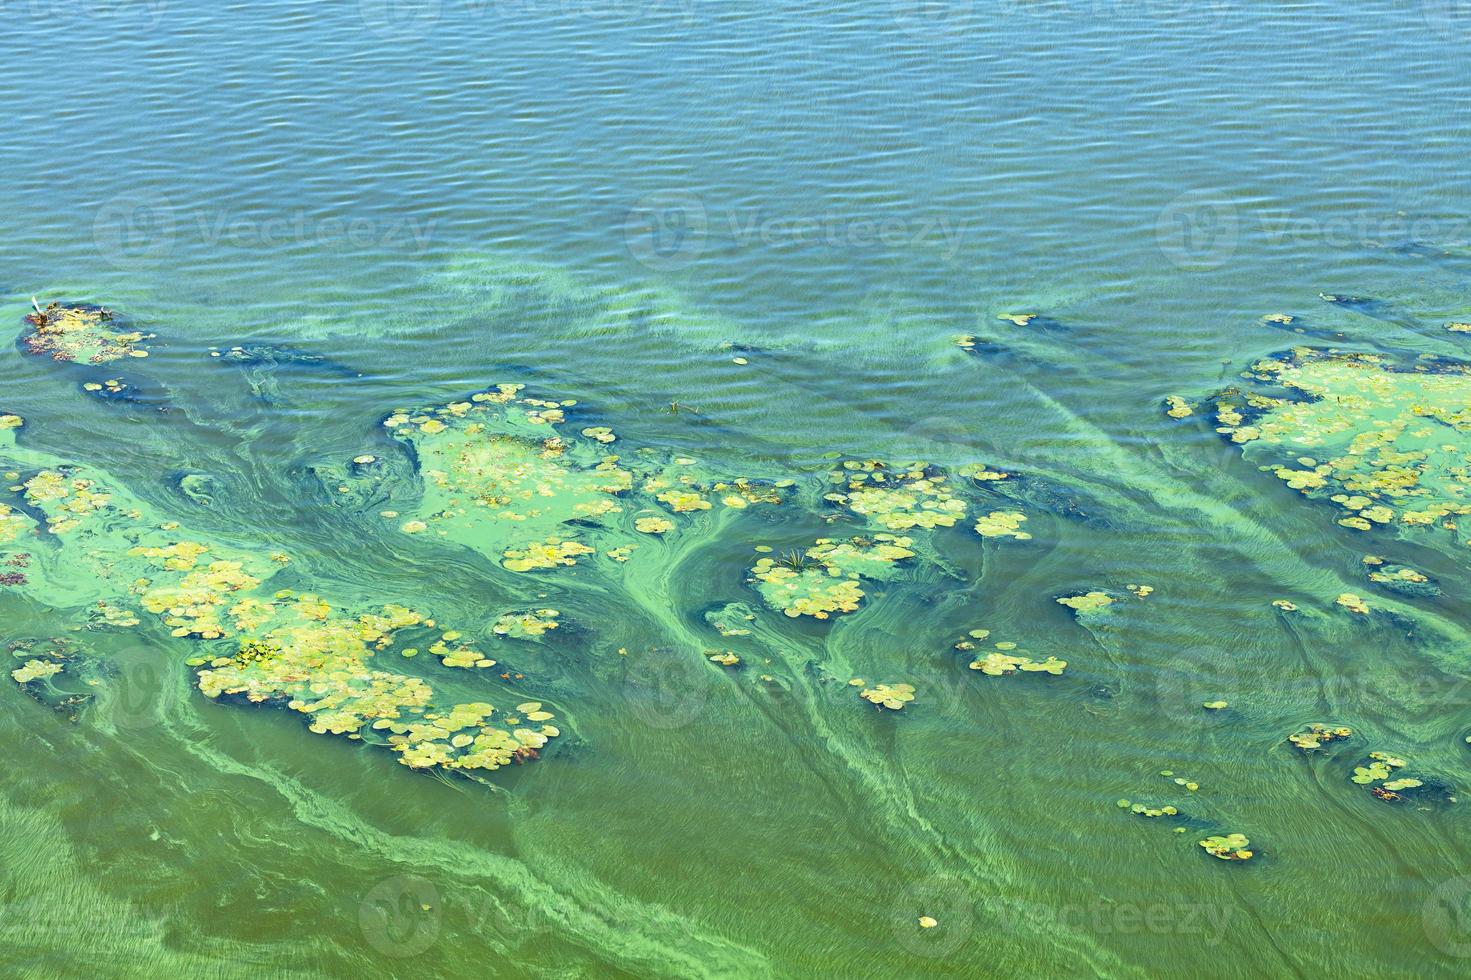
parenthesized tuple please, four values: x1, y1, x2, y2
(1350, 751, 1428, 802)
(1116, 798, 1179, 818)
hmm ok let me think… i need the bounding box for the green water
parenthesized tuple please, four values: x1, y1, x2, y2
(4, 1, 1471, 977)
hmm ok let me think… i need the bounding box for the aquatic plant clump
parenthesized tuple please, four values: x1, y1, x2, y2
(1057, 591, 1115, 614)
(823, 460, 968, 531)
(1348, 751, 1436, 803)
(1213, 349, 1471, 542)
(492, 608, 560, 639)
(21, 302, 153, 364)
(858, 682, 915, 710)
(1289, 724, 1353, 751)
(1198, 833, 1254, 861)
(749, 535, 914, 619)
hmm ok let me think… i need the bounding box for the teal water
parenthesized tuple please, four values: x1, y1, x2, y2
(4, 1, 1471, 976)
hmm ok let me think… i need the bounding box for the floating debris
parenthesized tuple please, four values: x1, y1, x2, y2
(1163, 395, 1193, 419)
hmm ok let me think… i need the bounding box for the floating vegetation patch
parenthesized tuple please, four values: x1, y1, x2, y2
(749, 535, 913, 620)
(1288, 723, 1354, 751)
(973, 510, 1030, 540)
(1212, 349, 1471, 544)
(21, 301, 152, 364)
(968, 646, 1066, 676)
(1163, 395, 1193, 419)
(1347, 751, 1447, 804)
(706, 602, 757, 637)
(1057, 590, 1116, 615)
(1361, 555, 1440, 598)
(492, 608, 561, 639)
(823, 459, 968, 531)
(1116, 799, 1180, 819)
(858, 682, 915, 710)
(1198, 833, 1254, 862)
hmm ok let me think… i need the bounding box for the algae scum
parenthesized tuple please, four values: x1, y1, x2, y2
(9, 299, 1471, 976)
